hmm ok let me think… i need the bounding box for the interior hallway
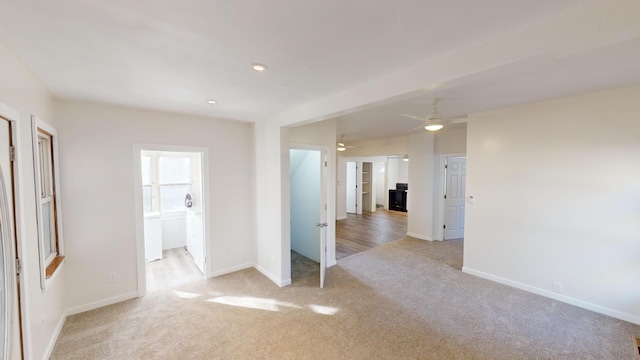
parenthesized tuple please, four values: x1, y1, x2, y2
(336, 209, 407, 260)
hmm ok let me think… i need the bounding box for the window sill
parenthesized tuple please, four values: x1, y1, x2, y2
(45, 255, 65, 279)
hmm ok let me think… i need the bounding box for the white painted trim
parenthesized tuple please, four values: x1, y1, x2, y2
(208, 263, 253, 278)
(406, 232, 434, 241)
(41, 309, 67, 360)
(327, 258, 337, 267)
(462, 267, 640, 326)
(31, 115, 66, 291)
(435, 153, 466, 241)
(0, 102, 19, 122)
(254, 263, 291, 287)
(66, 292, 138, 316)
(132, 146, 146, 297)
(336, 216, 347, 220)
(133, 144, 211, 297)
(0, 102, 33, 360)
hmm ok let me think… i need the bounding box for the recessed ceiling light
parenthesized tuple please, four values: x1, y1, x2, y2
(251, 63, 267, 72)
(207, 100, 217, 104)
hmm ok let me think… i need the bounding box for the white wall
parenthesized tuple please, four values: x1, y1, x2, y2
(407, 132, 436, 240)
(435, 127, 467, 155)
(464, 85, 640, 325)
(253, 121, 288, 286)
(340, 136, 408, 157)
(289, 149, 321, 262)
(55, 100, 254, 310)
(0, 41, 66, 360)
(373, 162, 385, 209)
(387, 158, 408, 187)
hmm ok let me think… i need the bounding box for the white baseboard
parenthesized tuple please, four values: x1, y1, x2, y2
(462, 266, 640, 326)
(208, 262, 253, 278)
(336, 215, 347, 220)
(253, 263, 291, 287)
(406, 232, 433, 241)
(66, 291, 138, 316)
(42, 310, 68, 360)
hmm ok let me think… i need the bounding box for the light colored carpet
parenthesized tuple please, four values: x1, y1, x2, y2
(51, 238, 640, 359)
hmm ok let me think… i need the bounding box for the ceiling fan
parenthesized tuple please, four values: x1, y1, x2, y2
(403, 98, 445, 132)
(336, 135, 358, 152)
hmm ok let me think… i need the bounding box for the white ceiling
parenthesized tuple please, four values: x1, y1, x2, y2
(336, 35, 640, 142)
(0, 0, 585, 124)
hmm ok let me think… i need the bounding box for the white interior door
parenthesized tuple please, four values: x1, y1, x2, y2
(319, 151, 327, 288)
(289, 148, 328, 288)
(345, 162, 356, 213)
(444, 157, 466, 240)
(0, 118, 20, 359)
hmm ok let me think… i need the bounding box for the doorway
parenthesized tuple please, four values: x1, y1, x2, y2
(289, 147, 328, 288)
(0, 111, 22, 359)
(134, 146, 209, 295)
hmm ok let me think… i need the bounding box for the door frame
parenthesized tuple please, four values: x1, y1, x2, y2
(133, 144, 211, 297)
(345, 161, 358, 214)
(435, 153, 466, 241)
(0, 101, 28, 359)
(288, 144, 329, 287)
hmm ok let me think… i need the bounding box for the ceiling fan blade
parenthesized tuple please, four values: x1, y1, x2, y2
(402, 114, 428, 121)
(406, 124, 425, 132)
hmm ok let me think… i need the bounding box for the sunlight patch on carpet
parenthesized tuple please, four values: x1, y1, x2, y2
(208, 296, 302, 312)
(308, 304, 339, 315)
(173, 290, 202, 299)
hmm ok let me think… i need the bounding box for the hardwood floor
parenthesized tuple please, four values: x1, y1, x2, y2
(336, 209, 407, 260)
(146, 247, 204, 293)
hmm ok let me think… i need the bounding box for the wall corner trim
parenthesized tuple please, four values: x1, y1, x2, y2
(208, 263, 253, 278)
(462, 267, 640, 326)
(406, 232, 434, 241)
(66, 291, 138, 317)
(42, 309, 68, 360)
(253, 263, 290, 287)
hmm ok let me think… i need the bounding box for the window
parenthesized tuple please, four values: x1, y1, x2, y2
(32, 116, 64, 288)
(141, 152, 193, 215)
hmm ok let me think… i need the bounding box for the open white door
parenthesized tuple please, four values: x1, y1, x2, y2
(319, 151, 328, 288)
(290, 147, 328, 288)
(0, 117, 21, 359)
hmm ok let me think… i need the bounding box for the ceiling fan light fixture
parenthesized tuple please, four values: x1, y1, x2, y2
(337, 146, 346, 151)
(251, 63, 268, 72)
(425, 121, 444, 131)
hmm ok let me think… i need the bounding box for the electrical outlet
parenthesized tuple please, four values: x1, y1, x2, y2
(552, 281, 563, 294)
(108, 272, 117, 283)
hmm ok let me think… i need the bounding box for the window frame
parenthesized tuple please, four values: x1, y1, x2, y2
(31, 116, 65, 290)
(141, 152, 194, 216)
